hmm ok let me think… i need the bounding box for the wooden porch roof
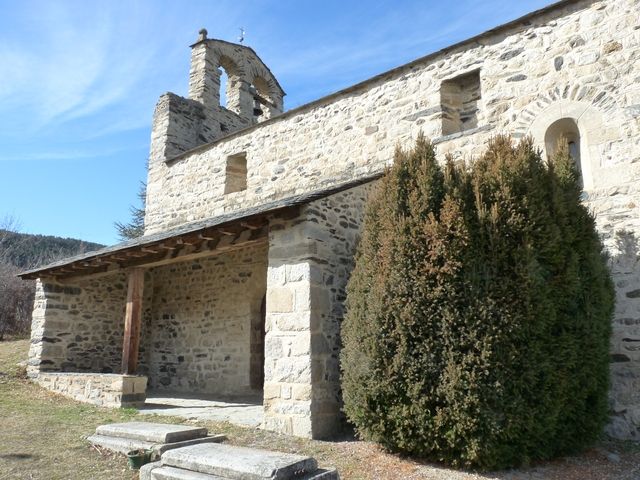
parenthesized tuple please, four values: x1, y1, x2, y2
(19, 173, 382, 281)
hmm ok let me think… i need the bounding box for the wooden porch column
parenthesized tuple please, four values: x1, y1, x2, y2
(121, 268, 145, 375)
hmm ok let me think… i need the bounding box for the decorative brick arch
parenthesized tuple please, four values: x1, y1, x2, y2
(514, 84, 620, 191)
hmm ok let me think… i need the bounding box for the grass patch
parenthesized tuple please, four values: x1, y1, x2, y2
(1, 339, 638, 480)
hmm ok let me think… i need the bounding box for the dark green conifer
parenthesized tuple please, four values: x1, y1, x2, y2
(341, 134, 614, 470)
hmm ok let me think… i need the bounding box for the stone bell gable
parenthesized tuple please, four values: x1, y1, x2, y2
(149, 30, 284, 164)
(21, 0, 640, 441)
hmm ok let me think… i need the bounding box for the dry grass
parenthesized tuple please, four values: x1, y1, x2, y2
(0, 340, 139, 480)
(0, 339, 638, 480)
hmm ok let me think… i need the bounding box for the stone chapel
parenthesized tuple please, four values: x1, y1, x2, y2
(21, 0, 640, 440)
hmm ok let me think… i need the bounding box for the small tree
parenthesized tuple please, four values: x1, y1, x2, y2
(115, 181, 146, 240)
(0, 216, 34, 340)
(0, 261, 34, 340)
(341, 134, 614, 470)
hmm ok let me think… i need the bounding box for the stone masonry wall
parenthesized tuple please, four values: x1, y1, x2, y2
(264, 184, 373, 438)
(27, 274, 128, 378)
(139, 0, 640, 438)
(144, 0, 639, 236)
(143, 243, 268, 395)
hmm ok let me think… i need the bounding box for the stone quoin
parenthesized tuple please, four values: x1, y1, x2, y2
(20, 0, 640, 440)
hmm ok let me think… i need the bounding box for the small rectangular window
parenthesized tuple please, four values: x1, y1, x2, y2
(225, 152, 247, 194)
(440, 69, 482, 136)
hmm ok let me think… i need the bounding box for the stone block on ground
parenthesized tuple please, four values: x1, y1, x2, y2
(96, 422, 208, 443)
(140, 461, 163, 480)
(87, 433, 156, 454)
(143, 465, 338, 480)
(154, 434, 227, 455)
(146, 465, 228, 480)
(161, 443, 318, 479)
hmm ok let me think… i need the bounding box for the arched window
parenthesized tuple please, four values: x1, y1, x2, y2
(544, 118, 583, 186)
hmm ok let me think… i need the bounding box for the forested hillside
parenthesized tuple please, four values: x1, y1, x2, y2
(0, 227, 104, 340)
(0, 230, 104, 270)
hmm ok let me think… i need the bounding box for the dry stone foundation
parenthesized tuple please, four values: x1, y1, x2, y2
(24, 0, 640, 441)
(36, 372, 147, 408)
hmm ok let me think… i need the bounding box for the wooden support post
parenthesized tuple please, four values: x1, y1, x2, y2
(121, 268, 145, 375)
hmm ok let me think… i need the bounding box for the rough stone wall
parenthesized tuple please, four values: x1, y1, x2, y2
(144, 0, 639, 236)
(143, 243, 268, 395)
(27, 275, 128, 378)
(264, 184, 372, 438)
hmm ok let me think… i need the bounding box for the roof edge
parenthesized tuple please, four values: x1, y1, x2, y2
(18, 171, 384, 279)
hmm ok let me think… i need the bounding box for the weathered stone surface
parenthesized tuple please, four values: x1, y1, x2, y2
(154, 435, 227, 455)
(140, 461, 163, 480)
(144, 465, 338, 480)
(88, 434, 225, 457)
(148, 465, 227, 480)
(88, 434, 157, 454)
(36, 372, 146, 408)
(262, 185, 372, 439)
(161, 443, 317, 480)
(27, 275, 129, 378)
(139, 394, 263, 428)
(96, 422, 208, 444)
(89, 422, 224, 457)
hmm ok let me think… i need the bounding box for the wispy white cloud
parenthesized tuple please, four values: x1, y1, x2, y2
(0, 0, 171, 140)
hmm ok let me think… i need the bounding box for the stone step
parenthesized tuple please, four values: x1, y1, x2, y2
(161, 443, 318, 480)
(89, 433, 226, 456)
(155, 434, 227, 455)
(142, 464, 227, 480)
(96, 422, 208, 443)
(88, 434, 156, 454)
(142, 464, 339, 480)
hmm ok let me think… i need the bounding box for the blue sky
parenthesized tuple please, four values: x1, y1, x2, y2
(0, 0, 553, 245)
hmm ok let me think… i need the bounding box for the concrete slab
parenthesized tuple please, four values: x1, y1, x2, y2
(140, 393, 263, 428)
(96, 422, 208, 443)
(161, 443, 318, 480)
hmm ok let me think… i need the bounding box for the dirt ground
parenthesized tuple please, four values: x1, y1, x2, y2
(1, 339, 638, 480)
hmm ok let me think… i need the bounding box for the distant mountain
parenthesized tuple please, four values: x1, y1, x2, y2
(0, 230, 105, 270)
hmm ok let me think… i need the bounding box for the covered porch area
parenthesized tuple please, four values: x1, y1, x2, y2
(20, 201, 281, 415)
(20, 176, 378, 438)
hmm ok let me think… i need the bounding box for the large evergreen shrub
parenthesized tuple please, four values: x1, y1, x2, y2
(340, 134, 614, 470)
